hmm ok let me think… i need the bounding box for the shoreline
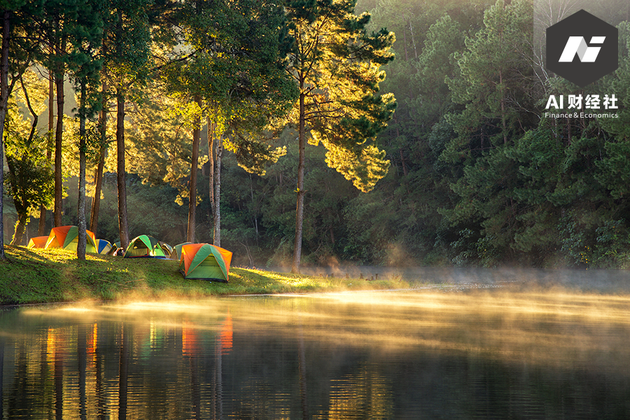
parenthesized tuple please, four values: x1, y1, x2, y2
(0, 246, 411, 306)
(4, 246, 630, 306)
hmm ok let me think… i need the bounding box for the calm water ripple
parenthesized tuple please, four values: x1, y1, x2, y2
(1, 288, 630, 419)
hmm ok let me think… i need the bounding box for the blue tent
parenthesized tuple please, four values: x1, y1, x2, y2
(96, 239, 113, 254)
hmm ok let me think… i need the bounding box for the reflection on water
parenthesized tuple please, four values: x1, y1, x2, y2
(2, 288, 630, 419)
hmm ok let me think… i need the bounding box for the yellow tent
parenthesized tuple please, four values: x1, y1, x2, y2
(45, 226, 98, 253)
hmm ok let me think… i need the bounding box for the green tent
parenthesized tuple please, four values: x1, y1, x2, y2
(45, 225, 98, 253)
(179, 243, 232, 282)
(173, 242, 192, 260)
(124, 235, 167, 258)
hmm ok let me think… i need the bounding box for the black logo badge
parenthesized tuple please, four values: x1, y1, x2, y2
(546, 10, 618, 87)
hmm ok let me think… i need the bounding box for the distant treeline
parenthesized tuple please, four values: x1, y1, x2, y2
(348, 0, 630, 269)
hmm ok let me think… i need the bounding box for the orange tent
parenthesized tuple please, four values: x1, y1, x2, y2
(27, 236, 49, 249)
(45, 226, 97, 253)
(179, 243, 232, 282)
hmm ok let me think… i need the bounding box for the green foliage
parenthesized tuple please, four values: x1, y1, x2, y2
(103, 0, 152, 84)
(125, 83, 194, 196)
(446, 0, 536, 152)
(593, 220, 630, 268)
(7, 0, 630, 270)
(163, 0, 299, 173)
(285, 0, 397, 193)
(558, 211, 596, 268)
(221, 131, 359, 266)
(84, 174, 189, 245)
(4, 133, 55, 244)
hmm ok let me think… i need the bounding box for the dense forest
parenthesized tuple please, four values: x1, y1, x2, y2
(3, 0, 630, 270)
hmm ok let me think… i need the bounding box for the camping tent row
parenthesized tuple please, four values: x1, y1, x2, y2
(27, 229, 232, 282)
(115, 238, 232, 282)
(28, 229, 168, 257)
(27, 226, 112, 255)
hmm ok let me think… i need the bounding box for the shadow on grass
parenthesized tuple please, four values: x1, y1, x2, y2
(3, 246, 55, 264)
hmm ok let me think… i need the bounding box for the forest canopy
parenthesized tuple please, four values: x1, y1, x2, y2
(3, 0, 630, 269)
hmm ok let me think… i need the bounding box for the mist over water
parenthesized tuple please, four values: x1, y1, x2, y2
(2, 268, 630, 419)
(281, 265, 630, 294)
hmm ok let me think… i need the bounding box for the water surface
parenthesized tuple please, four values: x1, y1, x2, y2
(2, 287, 630, 419)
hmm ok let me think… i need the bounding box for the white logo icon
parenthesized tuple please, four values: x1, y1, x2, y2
(558, 36, 606, 63)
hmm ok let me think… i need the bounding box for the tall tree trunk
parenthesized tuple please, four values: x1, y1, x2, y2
(408, 19, 418, 59)
(53, 39, 65, 227)
(213, 139, 223, 247)
(0, 11, 10, 259)
(187, 100, 201, 243)
(5, 154, 26, 245)
(77, 84, 87, 260)
(292, 91, 306, 273)
(207, 117, 215, 238)
(116, 91, 129, 250)
(39, 65, 54, 235)
(10, 213, 27, 246)
(90, 144, 106, 234)
(90, 79, 107, 234)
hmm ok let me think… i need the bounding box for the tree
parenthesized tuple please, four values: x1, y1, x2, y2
(37, 55, 54, 236)
(125, 81, 193, 195)
(103, 0, 152, 250)
(4, 133, 54, 245)
(88, 77, 109, 236)
(0, 7, 13, 258)
(4, 68, 53, 246)
(596, 21, 630, 200)
(0, 0, 44, 257)
(445, 0, 536, 155)
(69, 0, 104, 260)
(165, 0, 297, 246)
(283, 0, 396, 272)
(437, 0, 538, 265)
(339, 1, 492, 266)
(40, 0, 85, 228)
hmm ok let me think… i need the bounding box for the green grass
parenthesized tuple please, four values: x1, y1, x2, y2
(0, 246, 411, 305)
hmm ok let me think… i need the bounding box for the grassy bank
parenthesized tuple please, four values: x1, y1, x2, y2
(0, 246, 411, 305)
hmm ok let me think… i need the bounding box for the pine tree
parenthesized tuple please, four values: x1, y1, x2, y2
(103, 0, 152, 250)
(4, 69, 51, 246)
(70, 0, 104, 260)
(1, 0, 48, 258)
(440, 0, 538, 265)
(284, 0, 396, 272)
(164, 0, 297, 246)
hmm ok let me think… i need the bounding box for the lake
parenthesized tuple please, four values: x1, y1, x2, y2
(2, 280, 630, 419)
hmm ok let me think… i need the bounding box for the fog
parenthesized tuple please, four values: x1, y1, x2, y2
(271, 265, 630, 295)
(8, 270, 630, 418)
